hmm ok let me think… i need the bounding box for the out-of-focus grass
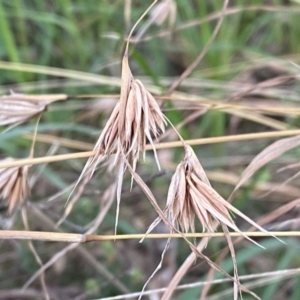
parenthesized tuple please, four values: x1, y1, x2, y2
(176, 238, 300, 300)
(1, 0, 300, 299)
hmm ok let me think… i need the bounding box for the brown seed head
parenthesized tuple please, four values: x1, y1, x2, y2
(0, 92, 48, 126)
(151, 0, 176, 26)
(166, 145, 264, 240)
(0, 158, 29, 214)
(165, 146, 267, 300)
(84, 55, 166, 178)
(77, 55, 166, 234)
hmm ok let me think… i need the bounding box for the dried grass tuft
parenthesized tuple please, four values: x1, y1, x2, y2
(0, 158, 29, 214)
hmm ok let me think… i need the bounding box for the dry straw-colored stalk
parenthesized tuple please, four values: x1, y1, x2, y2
(0, 158, 29, 214)
(80, 267, 300, 300)
(166, 0, 228, 95)
(0, 230, 298, 243)
(132, 5, 300, 44)
(2, 129, 300, 170)
(15, 93, 300, 116)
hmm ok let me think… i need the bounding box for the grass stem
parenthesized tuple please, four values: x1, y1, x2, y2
(1, 230, 300, 243)
(2, 129, 300, 169)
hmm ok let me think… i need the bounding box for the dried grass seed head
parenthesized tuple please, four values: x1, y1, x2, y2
(165, 146, 215, 233)
(77, 54, 167, 234)
(150, 0, 176, 27)
(116, 55, 166, 169)
(0, 92, 48, 126)
(84, 54, 166, 178)
(134, 0, 176, 44)
(74, 55, 167, 234)
(165, 145, 215, 232)
(166, 145, 266, 241)
(0, 158, 29, 214)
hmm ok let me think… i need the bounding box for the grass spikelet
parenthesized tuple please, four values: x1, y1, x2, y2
(0, 158, 29, 214)
(117, 54, 166, 170)
(79, 54, 166, 177)
(135, 0, 176, 42)
(166, 145, 275, 244)
(0, 92, 48, 127)
(151, 0, 176, 26)
(164, 144, 279, 298)
(71, 0, 163, 233)
(75, 54, 166, 232)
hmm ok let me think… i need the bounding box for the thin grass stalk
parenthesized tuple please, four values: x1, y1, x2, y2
(166, 0, 229, 94)
(22, 185, 128, 293)
(95, 268, 300, 300)
(0, 61, 124, 88)
(21, 208, 50, 300)
(2, 129, 300, 169)
(21, 93, 300, 116)
(200, 198, 300, 299)
(124, 0, 157, 54)
(0, 231, 299, 242)
(124, 0, 132, 31)
(135, 5, 300, 43)
(29, 206, 129, 294)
